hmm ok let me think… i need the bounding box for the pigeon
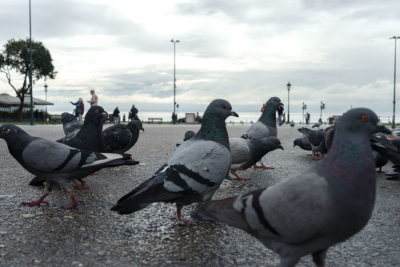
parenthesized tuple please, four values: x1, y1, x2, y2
(176, 131, 196, 147)
(312, 121, 322, 129)
(191, 108, 391, 267)
(111, 99, 238, 225)
(57, 106, 108, 152)
(230, 137, 283, 180)
(324, 124, 336, 153)
(373, 150, 389, 174)
(241, 97, 283, 169)
(0, 124, 139, 209)
(290, 121, 294, 128)
(293, 138, 312, 151)
(61, 112, 82, 135)
(297, 127, 317, 156)
(29, 106, 110, 188)
(370, 135, 400, 180)
(102, 120, 144, 154)
(300, 128, 327, 160)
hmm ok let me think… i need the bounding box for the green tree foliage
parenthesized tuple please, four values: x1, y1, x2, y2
(0, 38, 57, 121)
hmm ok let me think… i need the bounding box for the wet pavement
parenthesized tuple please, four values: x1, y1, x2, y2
(0, 123, 399, 267)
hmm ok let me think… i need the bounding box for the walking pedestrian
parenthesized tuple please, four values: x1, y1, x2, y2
(277, 104, 284, 126)
(261, 103, 266, 112)
(34, 109, 39, 121)
(39, 110, 44, 122)
(70, 98, 84, 122)
(87, 89, 98, 107)
(130, 104, 138, 120)
(112, 106, 120, 125)
(123, 114, 126, 122)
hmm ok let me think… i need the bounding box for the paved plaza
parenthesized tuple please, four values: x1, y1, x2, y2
(0, 123, 399, 267)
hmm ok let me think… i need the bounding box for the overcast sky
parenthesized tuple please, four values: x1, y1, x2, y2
(0, 0, 399, 116)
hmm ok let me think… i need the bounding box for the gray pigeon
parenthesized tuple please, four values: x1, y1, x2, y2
(102, 120, 144, 154)
(30, 106, 110, 188)
(191, 108, 391, 267)
(312, 121, 322, 129)
(61, 112, 83, 135)
(111, 99, 238, 225)
(300, 127, 327, 159)
(372, 150, 389, 174)
(0, 124, 139, 209)
(290, 121, 294, 128)
(230, 137, 283, 180)
(241, 97, 283, 169)
(110, 99, 238, 225)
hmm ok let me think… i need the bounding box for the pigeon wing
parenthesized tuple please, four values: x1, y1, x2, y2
(230, 138, 250, 165)
(102, 125, 132, 153)
(22, 139, 96, 173)
(242, 122, 270, 139)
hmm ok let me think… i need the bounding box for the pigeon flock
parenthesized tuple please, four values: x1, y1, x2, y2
(0, 99, 396, 267)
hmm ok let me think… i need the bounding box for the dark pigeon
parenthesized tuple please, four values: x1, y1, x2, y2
(0, 124, 139, 209)
(61, 112, 82, 136)
(241, 97, 283, 169)
(290, 121, 294, 128)
(230, 137, 283, 180)
(111, 99, 238, 226)
(191, 108, 391, 267)
(312, 121, 322, 129)
(293, 138, 312, 151)
(370, 135, 400, 180)
(373, 150, 389, 174)
(176, 131, 196, 147)
(301, 127, 327, 160)
(102, 120, 144, 154)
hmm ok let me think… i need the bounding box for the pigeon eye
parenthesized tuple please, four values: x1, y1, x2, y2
(222, 105, 227, 110)
(2, 127, 7, 132)
(274, 141, 278, 144)
(95, 110, 99, 113)
(361, 115, 369, 122)
(274, 99, 277, 102)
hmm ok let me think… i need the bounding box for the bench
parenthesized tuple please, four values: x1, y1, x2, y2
(148, 118, 163, 123)
(49, 115, 62, 122)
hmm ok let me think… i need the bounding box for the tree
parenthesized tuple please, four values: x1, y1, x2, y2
(0, 38, 57, 121)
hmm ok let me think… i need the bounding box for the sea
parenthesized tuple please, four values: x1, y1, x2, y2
(48, 110, 395, 124)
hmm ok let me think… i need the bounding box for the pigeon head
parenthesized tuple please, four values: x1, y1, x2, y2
(84, 106, 107, 125)
(204, 99, 238, 120)
(263, 137, 284, 150)
(336, 108, 391, 137)
(128, 120, 145, 132)
(184, 131, 195, 141)
(267, 97, 283, 109)
(61, 112, 77, 122)
(293, 138, 302, 147)
(0, 124, 29, 142)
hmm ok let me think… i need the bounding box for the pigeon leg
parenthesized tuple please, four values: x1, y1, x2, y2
(22, 194, 49, 207)
(90, 173, 98, 176)
(22, 183, 51, 206)
(63, 191, 84, 210)
(376, 167, 385, 174)
(232, 172, 250, 181)
(172, 204, 196, 226)
(253, 162, 274, 169)
(73, 179, 88, 190)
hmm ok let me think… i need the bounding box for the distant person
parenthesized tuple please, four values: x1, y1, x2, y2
(277, 104, 284, 126)
(308, 113, 311, 124)
(70, 98, 84, 122)
(196, 112, 202, 123)
(261, 103, 266, 112)
(39, 110, 44, 121)
(113, 106, 120, 125)
(34, 109, 39, 121)
(87, 89, 98, 107)
(172, 112, 177, 123)
(130, 104, 138, 120)
(123, 114, 126, 122)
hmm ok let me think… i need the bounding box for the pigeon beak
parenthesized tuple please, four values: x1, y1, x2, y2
(279, 145, 284, 150)
(231, 111, 239, 117)
(376, 122, 391, 134)
(141, 126, 145, 131)
(279, 102, 284, 106)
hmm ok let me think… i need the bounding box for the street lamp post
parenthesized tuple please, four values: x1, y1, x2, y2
(44, 84, 48, 113)
(287, 82, 291, 123)
(320, 101, 325, 120)
(29, 0, 33, 125)
(171, 39, 180, 124)
(390, 36, 400, 129)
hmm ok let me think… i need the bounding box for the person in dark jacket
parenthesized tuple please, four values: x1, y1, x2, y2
(277, 104, 284, 126)
(70, 98, 84, 122)
(130, 104, 138, 120)
(34, 109, 39, 121)
(39, 110, 44, 122)
(113, 106, 120, 125)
